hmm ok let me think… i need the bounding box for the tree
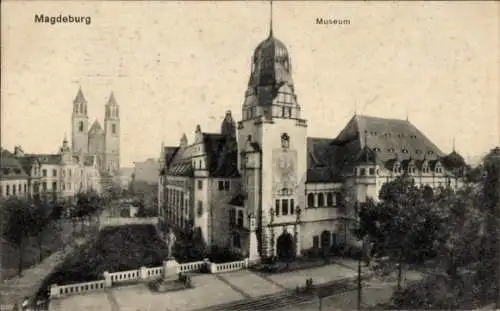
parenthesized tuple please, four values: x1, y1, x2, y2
(31, 200, 52, 262)
(1, 198, 46, 274)
(358, 176, 448, 289)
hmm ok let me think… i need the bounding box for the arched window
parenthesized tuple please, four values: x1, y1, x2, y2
(78, 121, 84, 132)
(237, 210, 244, 228)
(318, 193, 325, 207)
(307, 193, 314, 208)
(326, 193, 333, 206)
(112, 124, 116, 134)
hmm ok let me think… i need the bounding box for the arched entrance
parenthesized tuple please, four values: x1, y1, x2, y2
(277, 230, 295, 260)
(321, 230, 331, 250)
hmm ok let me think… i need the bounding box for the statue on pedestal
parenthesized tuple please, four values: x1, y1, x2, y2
(165, 229, 176, 260)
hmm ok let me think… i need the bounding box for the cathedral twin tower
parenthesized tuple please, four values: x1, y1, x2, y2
(71, 88, 120, 175)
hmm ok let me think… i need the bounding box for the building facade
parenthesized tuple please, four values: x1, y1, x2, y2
(71, 88, 121, 176)
(0, 148, 30, 199)
(159, 25, 468, 261)
(2, 139, 102, 203)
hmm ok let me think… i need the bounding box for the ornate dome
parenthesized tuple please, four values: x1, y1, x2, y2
(253, 35, 289, 62)
(248, 34, 293, 88)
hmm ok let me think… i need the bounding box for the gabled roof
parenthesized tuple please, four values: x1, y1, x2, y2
(89, 120, 104, 134)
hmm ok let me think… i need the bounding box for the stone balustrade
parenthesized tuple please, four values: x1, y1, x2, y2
(209, 258, 248, 273)
(99, 217, 159, 229)
(49, 258, 249, 299)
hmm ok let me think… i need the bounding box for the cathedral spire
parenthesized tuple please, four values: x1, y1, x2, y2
(452, 137, 456, 152)
(269, 0, 273, 37)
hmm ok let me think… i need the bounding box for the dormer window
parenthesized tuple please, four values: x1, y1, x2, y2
(374, 147, 381, 152)
(393, 164, 401, 174)
(402, 149, 409, 154)
(388, 148, 395, 153)
(427, 151, 434, 155)
(416, 149, 422, 155)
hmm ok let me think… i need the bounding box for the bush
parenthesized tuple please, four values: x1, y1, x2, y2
(206, 245, 244, 263)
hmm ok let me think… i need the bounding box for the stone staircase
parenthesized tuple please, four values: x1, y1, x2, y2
(198, 277, 361, 311)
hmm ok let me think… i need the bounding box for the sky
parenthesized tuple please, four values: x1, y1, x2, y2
(2, 1, 499, 167)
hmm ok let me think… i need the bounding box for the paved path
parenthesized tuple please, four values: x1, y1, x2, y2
(51, 260, 365, 311)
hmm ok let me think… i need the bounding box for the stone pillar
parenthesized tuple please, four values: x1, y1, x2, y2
(140, 266, 148, 280)
(163, 259, 179, 281)
(210, 262, 218, 273)
(50, 284, 60, 299)
(103, 271, 112, 288)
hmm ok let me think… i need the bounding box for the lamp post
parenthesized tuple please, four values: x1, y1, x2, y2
(344, 196, 363, 311)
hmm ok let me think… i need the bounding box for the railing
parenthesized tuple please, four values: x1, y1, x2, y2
(49, 258, 249, 299)
(146, 266, 163, 278)
(109, 269, 140, 283)
(210, 259, 248, 273)
(178, 261, 205, 273)
(53, 280, 106, 297)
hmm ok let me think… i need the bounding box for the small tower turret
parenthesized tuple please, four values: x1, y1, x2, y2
(104, 92, 120, 174)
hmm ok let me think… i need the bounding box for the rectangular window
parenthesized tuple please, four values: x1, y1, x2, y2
(360, 168, 366, 176)
(218, 181, 224, 191)
(197, 180, 203, 190)
(6, 185, 10, 195)
(52, 182, 57, 191)
(290, 199, 294, 214)
(275, 200, 280, 216)
(224, 180, 230, 190)
(13, 186, 16, 195)
(18, 184, 21, 192)
(42, 169, 47, 177)
(52, 169, 57, 177)
(62, 184, 65, 191)
(282, 199, 289, 216)
(42, 182, 47, 191)
(24, 184, 27, 193)
(369, 168, 375, 175)
(69, 169, 72, 177)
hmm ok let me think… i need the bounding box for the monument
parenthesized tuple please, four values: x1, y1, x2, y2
(163, 228, 179, 280)
(151, 228, 193, 292)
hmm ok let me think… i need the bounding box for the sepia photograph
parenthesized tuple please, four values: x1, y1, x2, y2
(1, 1, 499, 310)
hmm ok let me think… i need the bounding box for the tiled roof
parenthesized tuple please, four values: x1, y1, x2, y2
(25, 153, 61, 165)
(165, 133, 239, 178)
(0, 149, 29, 180)
(17, 156, 40, 176)
(202, 133, 239, 178)
(337, 115, 445, 163)
(306, 137, 343, 183)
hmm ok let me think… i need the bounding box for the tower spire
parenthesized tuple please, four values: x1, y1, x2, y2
(269, 0, 273, 37)
(452, 137, 456, 152)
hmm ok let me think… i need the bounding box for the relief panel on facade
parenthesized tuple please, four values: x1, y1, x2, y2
(272, 148, 297, 197)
